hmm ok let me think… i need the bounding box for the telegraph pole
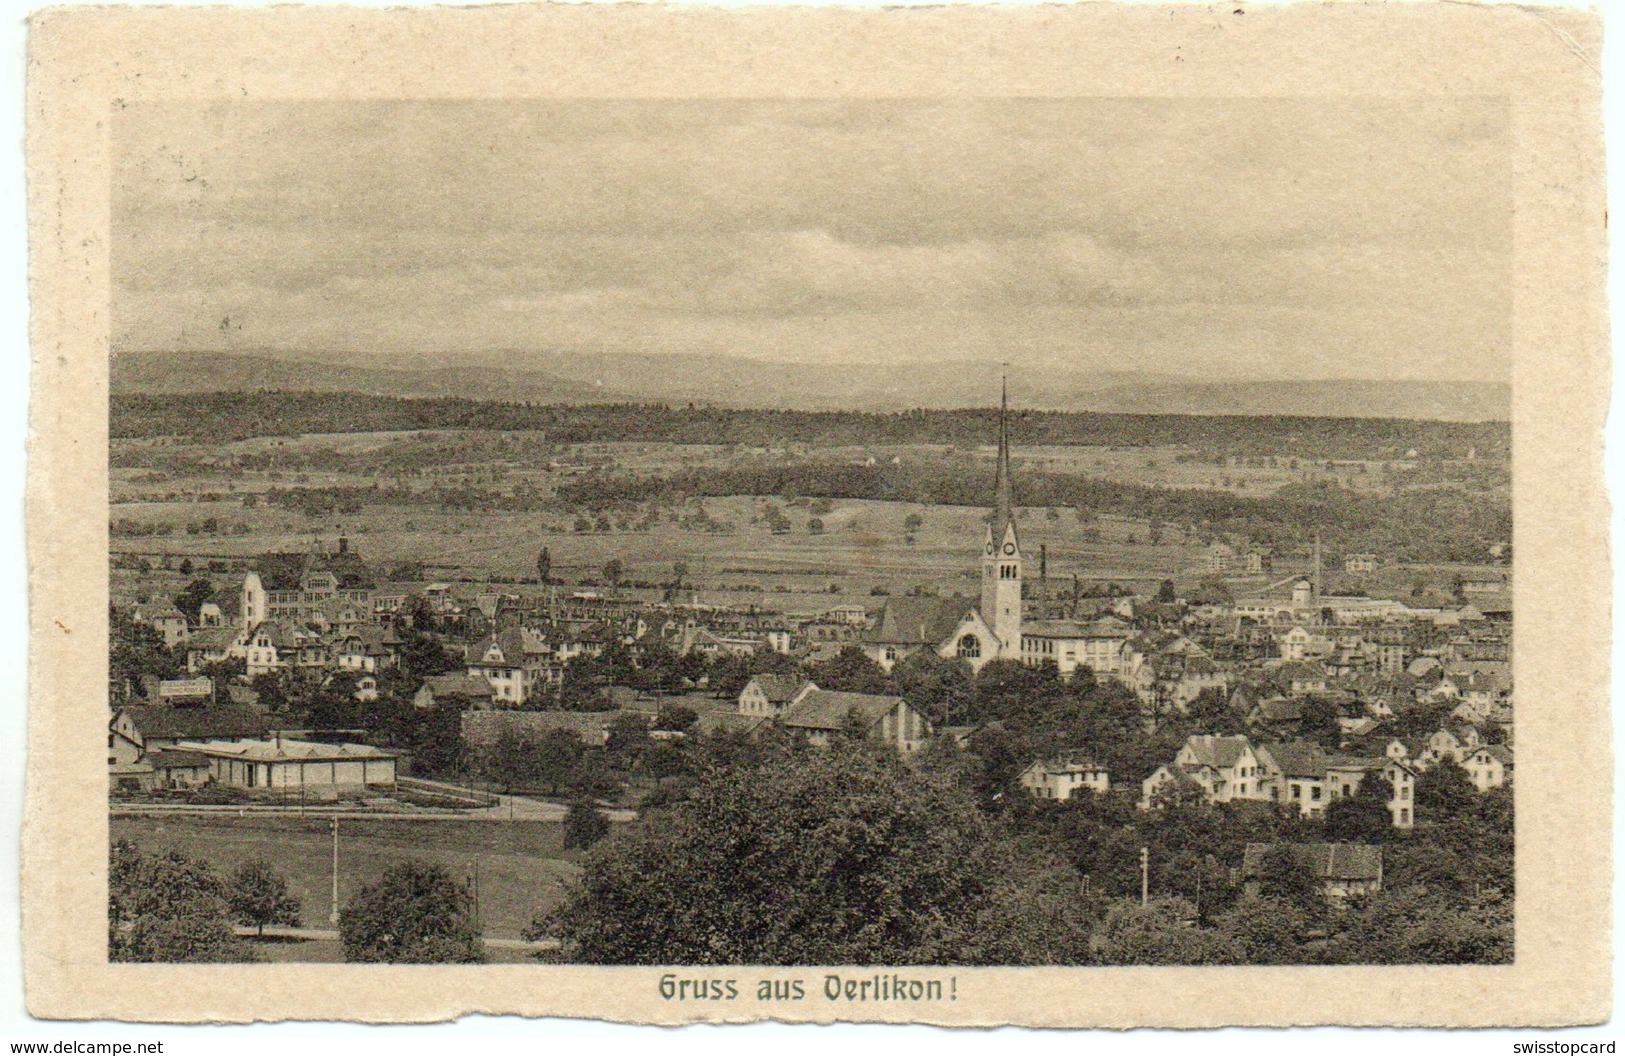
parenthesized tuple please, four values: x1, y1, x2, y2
(1140, 846, 1149, 906)
(329, 815, 340, 926)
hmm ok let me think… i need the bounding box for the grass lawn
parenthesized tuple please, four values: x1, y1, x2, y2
(111, 815, 583, 941)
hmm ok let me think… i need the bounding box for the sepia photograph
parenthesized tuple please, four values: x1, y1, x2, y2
(20, 0, 1608, 1030)
(104, 97, 1514, 968)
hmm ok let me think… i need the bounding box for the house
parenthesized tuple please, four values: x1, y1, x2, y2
(1246, 697, 1305, 736)
(329, 624, 402, 673)
(465, 628, 549, 706)
(144, 750, 213, 790)
(737, 674, 815, 717)
(1241, 843, 1383, 901)
(413, 673, 498, 710)
(243, 620, 329, 677)
(1344, 554, 1378, 575)
(1255, 740, 1417, 827)
(680, 624, 768, 659)
(1272, 660, 1330, 696)
(111, 705, 271, 755)
(779, 688, 933, 753)
(1205, 542, 1236, 573)
(1423, 723, 1483, 767)
(1464, 744, 1514, 791)
(132, 602, 191, 648)
(1140, 734, 1266, 809)
(184, 626, 243, 674)
(177, 738, 397, 794)
(1018, 754, 1110, 800)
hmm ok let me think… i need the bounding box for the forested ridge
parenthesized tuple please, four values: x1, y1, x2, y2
(111, 391, 1510, 461)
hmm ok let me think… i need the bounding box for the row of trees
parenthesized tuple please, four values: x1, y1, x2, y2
(111, 842, 484, 964)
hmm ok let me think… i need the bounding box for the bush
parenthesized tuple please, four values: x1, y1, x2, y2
(339, 861, 485, 963)
(563, 799, 611, 850)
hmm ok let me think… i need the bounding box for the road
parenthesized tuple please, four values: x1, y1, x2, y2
(112, 792, 636, 824)
(235, 924, 560, 952)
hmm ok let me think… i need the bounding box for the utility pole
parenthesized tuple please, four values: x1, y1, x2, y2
(329, 815, 340, 926)
(1140, 846, 1149, 906)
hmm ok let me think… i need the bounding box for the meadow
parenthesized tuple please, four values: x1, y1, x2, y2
(111, 815, 580, 941)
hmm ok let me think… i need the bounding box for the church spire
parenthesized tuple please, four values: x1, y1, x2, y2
(994, 373, 1013, 529)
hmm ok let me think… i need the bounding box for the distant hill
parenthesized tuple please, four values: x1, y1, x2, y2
(1074, 379, 1511, 422)
(110, 351, 618, 404)
(110, 349, 1510, 422)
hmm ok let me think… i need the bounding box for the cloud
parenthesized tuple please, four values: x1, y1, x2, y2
(111, 98, 1511, 381)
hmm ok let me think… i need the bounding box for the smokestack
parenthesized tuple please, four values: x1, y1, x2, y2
(1039, 544, 1049, 619)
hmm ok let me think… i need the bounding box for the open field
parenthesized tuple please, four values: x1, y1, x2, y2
(111, 815, 581, 941)
(108, 495, 1283, 614)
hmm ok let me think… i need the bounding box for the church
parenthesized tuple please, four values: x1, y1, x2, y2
(859, 381, 1022, 674)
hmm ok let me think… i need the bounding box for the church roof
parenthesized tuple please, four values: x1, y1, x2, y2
(863, 597, 972, 646)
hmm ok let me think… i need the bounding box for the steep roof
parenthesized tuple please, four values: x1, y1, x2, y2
(186, 626, 239, 652)
(1257, 740, 1329, 779)
(1181, 734, 1251, 769)
(119, 705, 270, 741)
(745, 674, 809, 704)
(421, 674, 496, 699)
(781, 689, 905, 732)
(1027, 753, 1108, 777)
(863, 597, 971, 646)
(1242, 842, 1383, 883)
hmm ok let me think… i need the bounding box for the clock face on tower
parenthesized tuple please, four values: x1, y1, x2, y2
(1003, 542, 1017, 556)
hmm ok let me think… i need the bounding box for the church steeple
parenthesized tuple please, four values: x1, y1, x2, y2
(980, 375, 1022, 660)
(994, 373, 1013, 532)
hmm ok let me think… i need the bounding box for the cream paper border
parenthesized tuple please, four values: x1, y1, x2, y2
(23, 2, 1609, 1026)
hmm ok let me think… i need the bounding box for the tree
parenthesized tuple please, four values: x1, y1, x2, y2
(653, 704, 699, 733)
(398, 626, 458, 678)
(602, 558, 625, 586)
(807, 517, 824, 535)
(1415, 757, 1477, 820)
(339, 861, 485, 963)
(903, 512, 924, 532)
(534, 746, 1092, 964)
(227, 857, 302, 937)
(178, 557, 194, 576)
(1212, 895, 1313, 965)
(1253, 845, 1323, 912)
(889, 650, 974, 726)
(808, 645, 889, 695)
(536, 546, 552, 585)
(1324, 772, 1395, 844)
(563, 799, 611, 849)
(109, 841, 255, 963)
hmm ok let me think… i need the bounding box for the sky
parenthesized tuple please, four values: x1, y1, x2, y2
(112, 98, 1512, 382)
